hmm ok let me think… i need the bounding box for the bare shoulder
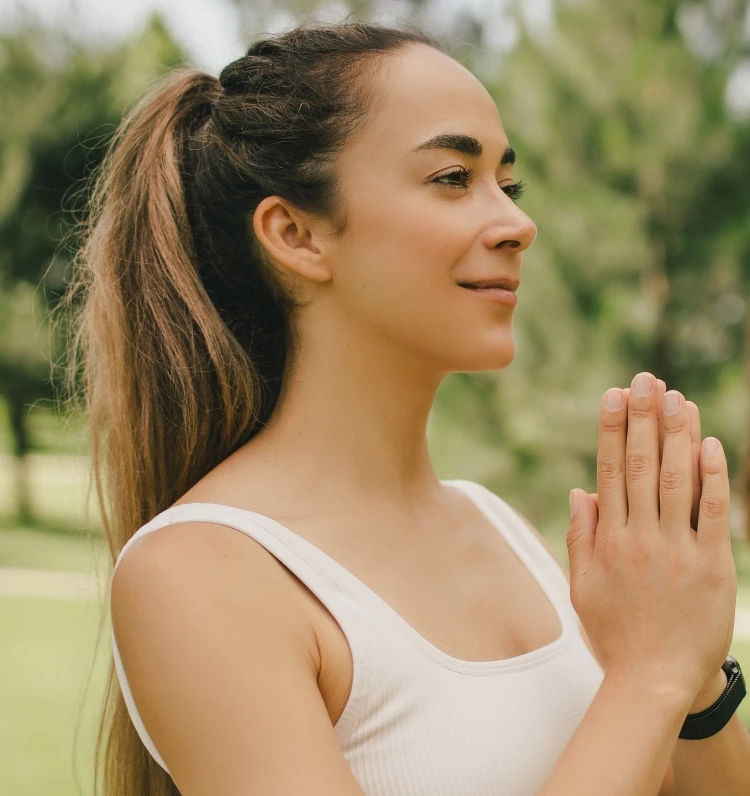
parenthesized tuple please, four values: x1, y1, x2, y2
(111, 522, 365, 795)
(112, 520, 320, 665)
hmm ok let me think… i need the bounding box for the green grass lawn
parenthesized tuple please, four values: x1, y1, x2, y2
(0, 526, 107, 572)
(0, 597, 110, 796)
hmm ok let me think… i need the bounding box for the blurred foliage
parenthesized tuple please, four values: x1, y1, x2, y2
(431, 0, 750, 539)
(0, 14, 184, 522)
(0, 0, 749, 546)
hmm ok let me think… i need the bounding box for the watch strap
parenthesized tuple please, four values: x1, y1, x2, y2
(678, 655, 746, 740)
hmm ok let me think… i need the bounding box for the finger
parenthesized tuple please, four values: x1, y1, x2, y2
(567, 489, 598, 580)
(659, 390, 693, 536)
(656, 379, 666, 461)
(597, 387, 629, 531)
(589, 492, 599, 517)
(687, 401, 702, 530)
(626, 372, 660, 531)
(697, 437, 730, 547)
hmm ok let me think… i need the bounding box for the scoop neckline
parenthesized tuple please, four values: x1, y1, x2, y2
(159, 478, 575, 675)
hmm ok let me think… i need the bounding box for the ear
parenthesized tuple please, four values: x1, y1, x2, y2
(251, 195, 334, 289)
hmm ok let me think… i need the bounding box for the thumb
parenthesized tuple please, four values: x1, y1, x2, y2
(566, 489, 597, 580)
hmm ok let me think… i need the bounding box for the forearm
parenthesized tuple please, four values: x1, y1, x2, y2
(671, 669, 750, 796)
(539, 673, 692, 796)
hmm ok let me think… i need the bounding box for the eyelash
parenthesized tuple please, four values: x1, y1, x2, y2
(432, 166, 527, 202)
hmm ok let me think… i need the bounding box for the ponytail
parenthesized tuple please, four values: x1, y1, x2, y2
(55, 22, 446, 795)
(59, 69, 274, 796)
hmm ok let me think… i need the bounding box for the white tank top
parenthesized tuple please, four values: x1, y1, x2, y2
(111, 478, 604, 795)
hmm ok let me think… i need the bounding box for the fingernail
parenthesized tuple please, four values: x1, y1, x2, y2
(634, 373, 654, 397)
(703, 437, 719, 456)
(663, 391, 681, 416)
(570, 489, 579, 519)
(604, 388, 623, 412)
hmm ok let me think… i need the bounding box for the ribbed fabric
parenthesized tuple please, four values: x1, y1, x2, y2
(111, 478, 604, 794)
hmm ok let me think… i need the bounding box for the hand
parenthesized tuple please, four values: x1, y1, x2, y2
(567, 372, 738, 699)
(584, 383, 736, 700)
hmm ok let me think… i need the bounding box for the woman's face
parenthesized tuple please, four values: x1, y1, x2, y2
(292, 42, 537, 375)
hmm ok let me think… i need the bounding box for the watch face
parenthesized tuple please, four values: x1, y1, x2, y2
(723, 655, 743, 682)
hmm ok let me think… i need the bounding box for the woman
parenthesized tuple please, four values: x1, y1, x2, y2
(63, 20, 744, 796)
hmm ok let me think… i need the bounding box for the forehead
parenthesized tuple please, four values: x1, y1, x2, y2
(358, 43, 508, 157)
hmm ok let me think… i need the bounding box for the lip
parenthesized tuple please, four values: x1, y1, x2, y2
(459, 285, 518, 305)
(458, 276, 520, 292)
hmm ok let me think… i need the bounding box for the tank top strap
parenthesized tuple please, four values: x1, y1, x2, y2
(114, 501, 401, 623)
(445, 479, 577, 626)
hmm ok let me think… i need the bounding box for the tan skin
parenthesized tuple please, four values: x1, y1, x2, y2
(177, 42, 544, 707)
(208, 41, 693, 788)
(112, 43, 739, 793)
(178, 40, 545, 718)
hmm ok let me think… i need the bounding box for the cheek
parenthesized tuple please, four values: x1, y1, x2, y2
(338, 210, 461, 328)
(336, 197, 517, 367)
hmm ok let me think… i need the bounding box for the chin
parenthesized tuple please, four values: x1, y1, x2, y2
(453, 340, 517, 373)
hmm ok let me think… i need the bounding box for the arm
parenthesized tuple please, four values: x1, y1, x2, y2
(670, 670, 750, 795)
(515, 508, 750, 796)
(111, 522, 367, 796)
(514, 508, 676, 795)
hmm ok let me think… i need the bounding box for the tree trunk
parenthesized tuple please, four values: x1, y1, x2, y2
(743, 308, 750, 543)
(8, 395, 32, 526)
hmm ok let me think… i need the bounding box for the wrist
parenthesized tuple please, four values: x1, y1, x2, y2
(603, 669, 697, 714)
(688, 668, 728, 714)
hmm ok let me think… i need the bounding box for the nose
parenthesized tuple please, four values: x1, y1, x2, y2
(483, 202, 537, 253)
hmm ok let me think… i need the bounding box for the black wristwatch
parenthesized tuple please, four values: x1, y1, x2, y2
(678, 656, 746, 740)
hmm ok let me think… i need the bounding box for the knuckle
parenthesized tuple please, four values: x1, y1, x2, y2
(663, 420, 687, 436)
(566, 522, 585, 547)
(629, 404, 653, 420)
(598, 457, 624, 484)
(601, 414, 625, 432)
(660, 466, 688, 493)
(701, 494, 728, 520)
(626, 453, 652, 480)
(697, 555, 726, 587)
(702, 459, 726, 477)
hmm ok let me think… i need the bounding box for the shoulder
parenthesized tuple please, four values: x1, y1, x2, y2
(110, 520, 364, 792)
(112, 519, 321, 674)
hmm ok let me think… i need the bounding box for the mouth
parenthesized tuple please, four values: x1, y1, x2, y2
(457, 277, 519, 305)
(457, 278, 519, 292)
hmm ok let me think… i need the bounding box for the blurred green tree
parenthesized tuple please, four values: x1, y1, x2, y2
(430, 0, 750, 543)
(0, 14, 185, 523)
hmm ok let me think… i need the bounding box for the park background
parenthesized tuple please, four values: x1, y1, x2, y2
(2, 0, 750, 793)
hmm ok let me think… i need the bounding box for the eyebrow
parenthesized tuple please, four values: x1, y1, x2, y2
(410, 133, 516, 166)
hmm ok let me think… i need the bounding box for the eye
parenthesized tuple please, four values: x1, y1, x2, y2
(432, 168, 527, 203)
(432, 166, 474, 188)
(503, 179, 526, 202)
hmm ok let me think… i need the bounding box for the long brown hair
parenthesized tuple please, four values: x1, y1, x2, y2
(55, 20, 447, 796)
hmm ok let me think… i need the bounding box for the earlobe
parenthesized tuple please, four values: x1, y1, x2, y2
(251, 195, 333, 286)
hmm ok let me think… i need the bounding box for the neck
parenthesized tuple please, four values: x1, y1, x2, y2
(243, 326, 448, 506)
